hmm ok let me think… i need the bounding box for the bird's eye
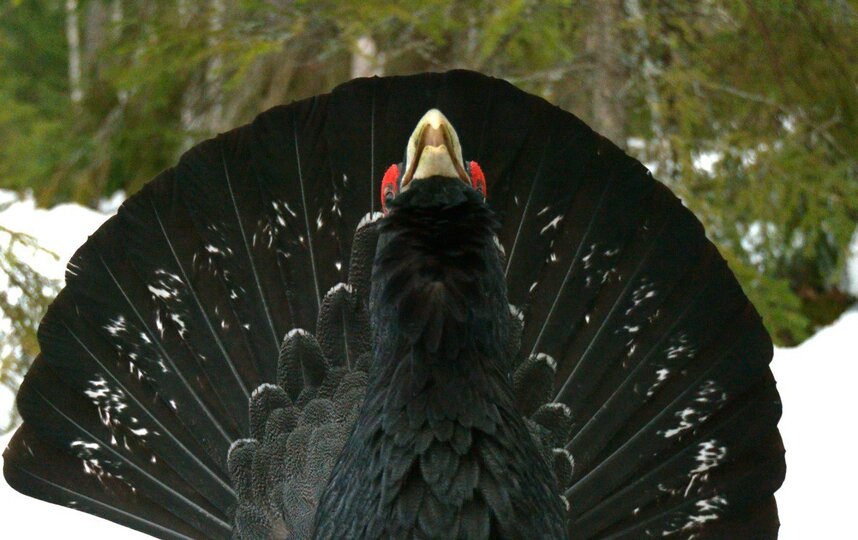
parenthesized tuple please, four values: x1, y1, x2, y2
(381, 163, 400, 213)
(469, 161, 486, 197)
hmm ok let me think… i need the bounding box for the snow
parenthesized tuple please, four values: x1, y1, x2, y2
(771, 306, 858, 539)
(0, 189, 116, 281)
(0, 189, 856, 537)
(0, 432, 148, 538)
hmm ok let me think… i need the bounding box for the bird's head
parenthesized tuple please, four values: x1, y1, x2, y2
(380, 109, 486, 213)
(371, 109, 505, 363)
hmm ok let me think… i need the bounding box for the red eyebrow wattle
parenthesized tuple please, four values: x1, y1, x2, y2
(469, 161, 486, 196)
(381, 163, 400, 211)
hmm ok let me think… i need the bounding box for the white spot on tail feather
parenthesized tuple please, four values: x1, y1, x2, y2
(494, 235, 506, 255)
(540, 215, 563, 235)
(691, 439, 727, 476)
(647, 368, 670, 397)
(148, 285, 173, 299)
(661, 495, 729, 536)
(71, 440, 100, 451)
(104, 316, 127, 336)
(660, 380, 726, 438)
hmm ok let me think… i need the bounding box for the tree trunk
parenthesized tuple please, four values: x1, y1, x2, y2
(205, 0, 225, 133)
(65, 0, 83, 104)
(351, 36, 385, 79)
(588, 0, 627, 147)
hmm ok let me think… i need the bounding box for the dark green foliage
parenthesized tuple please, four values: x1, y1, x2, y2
(621, 0, 858, 344)
(0, 223, 58, 432)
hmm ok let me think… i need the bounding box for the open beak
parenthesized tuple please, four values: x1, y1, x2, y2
(400, 109, 470, 190)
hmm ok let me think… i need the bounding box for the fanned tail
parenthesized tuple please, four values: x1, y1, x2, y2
(4, 71, 784, 539)
(502, 135, 784, 537)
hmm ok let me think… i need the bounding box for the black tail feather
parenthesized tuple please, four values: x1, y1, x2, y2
(15, 362, 232, 536)
(3, 71, 784, 539)
(4, 424, 203, 540)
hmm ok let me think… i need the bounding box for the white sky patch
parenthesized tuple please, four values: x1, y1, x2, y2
(692, 151, 722, 176)
(740, 221, 777, 269)
(626, 137, 646, 151)
(97, 191, 126, 213)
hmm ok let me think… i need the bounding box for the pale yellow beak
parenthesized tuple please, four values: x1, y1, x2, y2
(400, 109, 469, 190)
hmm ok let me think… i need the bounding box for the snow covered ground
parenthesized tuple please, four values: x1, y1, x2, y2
(0, 432, 147, 538)
(771, 306, 858, 539)
(0, 189, 123, 281)
(0, 190, 855, 538)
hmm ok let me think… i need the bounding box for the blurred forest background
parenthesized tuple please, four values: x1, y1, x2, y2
(1, 0, 856, 430)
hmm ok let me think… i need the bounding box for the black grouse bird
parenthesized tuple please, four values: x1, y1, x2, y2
(3, 71, 785, 539)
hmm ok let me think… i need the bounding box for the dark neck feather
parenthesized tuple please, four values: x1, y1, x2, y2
(370, 180, 510, 395)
